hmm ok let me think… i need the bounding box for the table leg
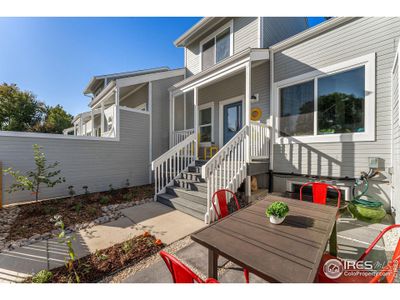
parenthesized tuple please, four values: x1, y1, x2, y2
(329, 222, 338, 256)
(208, 249, 218, 279)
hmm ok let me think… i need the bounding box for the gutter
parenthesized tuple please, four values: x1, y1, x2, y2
(269, 17, 356, 52)
(174, 17, 215, 47)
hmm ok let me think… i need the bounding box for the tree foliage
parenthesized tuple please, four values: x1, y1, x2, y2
(3, 144, 66, 201)
(0, 83, 46, 131)
(0, 83, 72, 134)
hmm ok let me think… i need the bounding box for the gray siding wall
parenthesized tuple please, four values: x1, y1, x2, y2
(272, 17, 400, 209)
(0, 110, 150, 205)
(185, 17, 259, 77)
(151, 75, 184, 160)
(174, 94, 185, 131)
(263, 17, 309, 48)
(392, 47, 399, 222)
(120, 84, 148, 108)
(197, 62, 269, 148)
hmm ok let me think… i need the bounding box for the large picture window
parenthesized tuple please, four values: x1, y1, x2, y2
(317, 66, 365, 135)
(275, 53, 375, 143)
(200, 23, 232, 71)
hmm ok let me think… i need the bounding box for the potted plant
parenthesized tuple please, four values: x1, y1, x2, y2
(266, 201, 289, 224)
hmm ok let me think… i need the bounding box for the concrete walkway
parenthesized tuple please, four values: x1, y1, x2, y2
(0, 202, 204, 283)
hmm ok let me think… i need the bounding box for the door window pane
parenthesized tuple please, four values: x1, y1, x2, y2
(280, 81, 314, 136)
(202, 39, 215, 70)
(216, 29, 230, 63)
(318, 66, 365, 135)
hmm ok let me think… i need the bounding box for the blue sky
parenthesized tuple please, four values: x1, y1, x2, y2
(0, 17, 325, 115)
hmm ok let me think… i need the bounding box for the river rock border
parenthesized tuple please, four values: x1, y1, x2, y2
(0, 198, 154, 252)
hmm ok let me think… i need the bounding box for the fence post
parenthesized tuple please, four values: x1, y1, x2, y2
(0, 161, 3, 209)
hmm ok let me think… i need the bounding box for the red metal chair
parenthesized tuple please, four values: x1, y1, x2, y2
(300, 181, 341, 208)
(316, 224, 400, 283)
(160, 251, 219, 283)
(211, 189, 249, 283)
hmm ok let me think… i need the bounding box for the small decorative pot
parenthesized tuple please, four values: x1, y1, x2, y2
(269, 215, 285, 225)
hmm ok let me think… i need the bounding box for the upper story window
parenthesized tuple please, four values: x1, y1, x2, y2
(200, 22, 233, 71)
(275, 53, 375, 144)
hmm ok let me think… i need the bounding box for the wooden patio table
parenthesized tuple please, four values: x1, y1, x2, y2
(191, 195, 338, 283)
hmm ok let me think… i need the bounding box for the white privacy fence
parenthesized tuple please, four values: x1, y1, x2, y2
(172, 128, 195, 146)
(152, 133, 196, 196)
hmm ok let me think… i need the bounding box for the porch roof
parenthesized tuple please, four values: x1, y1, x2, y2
(170, 48, 269, 94)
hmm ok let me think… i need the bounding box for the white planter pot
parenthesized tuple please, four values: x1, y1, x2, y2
(269, 215, 285, 224)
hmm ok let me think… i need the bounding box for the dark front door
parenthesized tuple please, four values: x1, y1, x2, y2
(223, 101, 242, 145)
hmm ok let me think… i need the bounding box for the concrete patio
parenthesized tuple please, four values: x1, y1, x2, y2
(121, 211, 395, 283)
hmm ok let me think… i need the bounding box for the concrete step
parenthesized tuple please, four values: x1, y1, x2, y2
(174, 178, 207, 193)
(181, 171, 205, 183)
(188, 165, 203, 173)
(166, 186, 207, 205)
(157, 193, 206, 221)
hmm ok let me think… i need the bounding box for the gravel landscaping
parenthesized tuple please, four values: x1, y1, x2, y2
(0, 184, 154, 252)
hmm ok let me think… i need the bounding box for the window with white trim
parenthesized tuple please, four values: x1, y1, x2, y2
(276, 53, 375, 143)
(200, 23, 233, 71)
(199, 105, 213, 143)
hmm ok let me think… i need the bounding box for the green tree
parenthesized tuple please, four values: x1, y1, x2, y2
(41, 105, 73, 134)
(3, 144, 65, 201)
(0, 83, 46, 131)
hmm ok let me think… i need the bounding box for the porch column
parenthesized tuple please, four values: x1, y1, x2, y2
(148, 82, 153, 183)
(79, 117, 83, 136)
(193, 87, 199, 160)
(91, 110, 95, 136)
(74, 123, 77, 135)
(245, 62, 252, 202)
(115, 87, 119, 138)
(100, 102, 105, 137)
(183, 93, 187, 130)
(169, 91, 175, 148)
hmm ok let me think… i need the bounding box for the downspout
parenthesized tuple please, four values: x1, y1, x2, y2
(269, 48, 275, 192)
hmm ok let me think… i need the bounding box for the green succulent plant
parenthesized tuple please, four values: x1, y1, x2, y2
(266, 201, 289, 218)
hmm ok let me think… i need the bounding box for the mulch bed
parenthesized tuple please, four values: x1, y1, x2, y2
(6, 185, 154, 242)
(29, 233, 164, 283)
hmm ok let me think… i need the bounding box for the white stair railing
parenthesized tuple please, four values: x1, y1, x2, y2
(250, 122, 270, 159)
(152, 133, 196, 197)
(173, 128, 195, 146)
(201, 126, 250, 224)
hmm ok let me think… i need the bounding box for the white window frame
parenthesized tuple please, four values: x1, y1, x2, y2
(199, 20, 234, 71)
(199, 102, 214, 146)
(274, 53, 376, 144)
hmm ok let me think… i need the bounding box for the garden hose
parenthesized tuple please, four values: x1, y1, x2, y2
(349, 174, 386, 222)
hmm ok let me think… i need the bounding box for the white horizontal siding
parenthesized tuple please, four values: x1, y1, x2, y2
(392, 46, 400, 221)
(0, 110, 150, 205)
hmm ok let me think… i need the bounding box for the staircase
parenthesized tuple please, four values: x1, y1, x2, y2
(152, 122, 270, 224)
(156, 160, 207, 220)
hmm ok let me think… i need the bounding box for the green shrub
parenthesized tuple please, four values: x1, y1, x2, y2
(266, 201, 289, 218)
(99, 196, 109, 205)
(122, 240, 132, 254)
(32, 269, 53, 283)
(74, 202, 83, 213)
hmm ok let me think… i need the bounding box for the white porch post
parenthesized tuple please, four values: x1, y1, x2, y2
(91, 110, 95, 136)
(79, 117, 83, 136)
(74, 123, 77, 135)
(245, 61, 252, 201)
(169, 91, 175, 148)
(148, 81, 153, 183)
(183, 93, 187, 130)
(100, 102, 105, 136)
(193, 87, 199, 160)
(115, 87, 120, 138)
